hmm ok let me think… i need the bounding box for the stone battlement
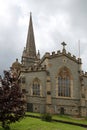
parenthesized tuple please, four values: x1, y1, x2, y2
(21, 64, 46, 72)
(79, 71, 87, 77)
(83, 71, 87, 77)
(41, 49, 82, 64)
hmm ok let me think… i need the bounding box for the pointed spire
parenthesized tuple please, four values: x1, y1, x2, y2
(26, 12, 36, 58)
(37, 50, 40, 60)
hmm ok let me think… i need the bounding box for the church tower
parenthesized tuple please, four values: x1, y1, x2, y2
(22, 13, 37, 66)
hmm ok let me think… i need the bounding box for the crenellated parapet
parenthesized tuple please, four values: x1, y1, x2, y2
(79, 70, 87, 77)
(21, 64, 47, 72)
(83, 72, 87, 77)
(41, 49, 82, 64)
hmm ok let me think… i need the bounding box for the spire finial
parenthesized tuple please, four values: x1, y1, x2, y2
(37, 50, 40, 60)
(30, 12, 32, 16)
(16, 58, 18, 62)
(38, 50, 40, 54)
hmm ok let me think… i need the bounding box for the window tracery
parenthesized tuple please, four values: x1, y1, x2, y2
(32, 78, 40, 96)
(58, 67, 71, 97)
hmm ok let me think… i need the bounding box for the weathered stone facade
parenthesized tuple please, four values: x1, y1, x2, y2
(12, 13, 87, 117)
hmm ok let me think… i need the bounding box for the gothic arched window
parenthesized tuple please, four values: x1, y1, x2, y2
(58, 67, 72, 97)
(32, 78, 40, 96)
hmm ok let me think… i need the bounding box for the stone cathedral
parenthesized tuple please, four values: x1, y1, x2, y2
(11, 13, 87, 117)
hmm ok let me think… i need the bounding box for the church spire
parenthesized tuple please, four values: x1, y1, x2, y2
(22, 13, 37, 66)
(26, 12, 36, 58)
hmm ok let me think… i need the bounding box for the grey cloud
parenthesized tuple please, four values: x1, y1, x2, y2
(0, 0, 87, 75)
(0, 3, 23, 75)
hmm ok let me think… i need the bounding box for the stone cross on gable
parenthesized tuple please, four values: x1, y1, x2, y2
(61, 42, 67, 51)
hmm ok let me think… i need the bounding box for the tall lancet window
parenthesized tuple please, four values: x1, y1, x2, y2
(32, 78, 40, 96)
(58, 67, 72, 97)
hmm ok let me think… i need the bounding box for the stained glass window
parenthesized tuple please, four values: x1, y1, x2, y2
(32, 78, 40, 96)
(58, 67, 71, 97)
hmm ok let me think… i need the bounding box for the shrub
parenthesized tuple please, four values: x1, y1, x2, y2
(4, 125, 10, 130)
(41, 113, 52, 122)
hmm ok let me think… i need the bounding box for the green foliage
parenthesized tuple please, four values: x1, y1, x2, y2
(3, 125, 10, 130)
(41, 113, 52, 122)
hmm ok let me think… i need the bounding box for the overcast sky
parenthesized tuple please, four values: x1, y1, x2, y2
(0, 0, 87, 75)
